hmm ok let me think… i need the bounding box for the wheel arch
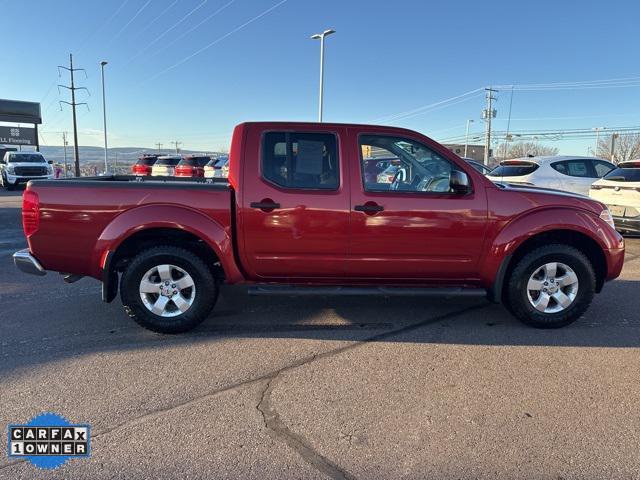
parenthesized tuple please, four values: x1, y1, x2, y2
(487, 228, 607, 303)
(94, 205, 243, 302)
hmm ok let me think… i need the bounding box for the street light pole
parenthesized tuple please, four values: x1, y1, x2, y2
(464, 119, 474, 158)
(100, 61, 109, 173)
(310, 29, 335, 122)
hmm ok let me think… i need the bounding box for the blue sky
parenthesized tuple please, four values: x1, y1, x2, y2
(2, 0, 640, 153)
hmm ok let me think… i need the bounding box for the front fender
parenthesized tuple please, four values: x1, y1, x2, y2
(90, 204, 243, 283)
(479, 207, 623, 287)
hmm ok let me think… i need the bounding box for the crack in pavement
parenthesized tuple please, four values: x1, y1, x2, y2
(0, 303, 488, 475)
(257, 372, 356, 480)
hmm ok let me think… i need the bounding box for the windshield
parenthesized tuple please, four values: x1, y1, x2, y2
(604, 167, 640, 182)
(155, 157, 181, 166)
(489, 162, 539, 177)
(7, 153, 46, 163)
(136, 156, 157, 166)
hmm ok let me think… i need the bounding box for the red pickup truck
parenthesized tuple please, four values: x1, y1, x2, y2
(13, 122, 625, 333)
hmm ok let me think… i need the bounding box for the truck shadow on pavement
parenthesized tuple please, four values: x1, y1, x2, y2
(1, 277, 639, 378)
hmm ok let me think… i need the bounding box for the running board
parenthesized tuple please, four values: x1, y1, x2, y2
(248, 285, 487, 297)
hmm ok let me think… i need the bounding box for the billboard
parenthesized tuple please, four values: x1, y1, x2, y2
(0, 99, 42, 124)
(0, 126, 37, 146)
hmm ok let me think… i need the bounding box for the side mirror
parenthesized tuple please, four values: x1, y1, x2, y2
(450, 170, 471, 194)
(48, 160, 53, 164)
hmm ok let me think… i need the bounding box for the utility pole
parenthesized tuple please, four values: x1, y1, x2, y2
(155, 143, 163, 152)
(100, 60, 109, 173)
(171, 141, 182, 154)
(482, 87, 498, 166)
(62, 132, 69, 177)
(58, 54, 89, 177)
(464, 119, 474, 158)
(610, 133, 619, 164)
(592, 127, 605, 156)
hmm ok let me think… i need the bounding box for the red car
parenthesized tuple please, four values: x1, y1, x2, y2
(13, 121, 625, 333)
(131, 154, 158, 176)
(131, 155, 158, 175)
(174, 155, 211, 178)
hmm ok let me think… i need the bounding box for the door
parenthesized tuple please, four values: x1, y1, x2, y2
(551, 159, 600, 195)
(239, 127, 350, 279)
(347, 132, 488, 281)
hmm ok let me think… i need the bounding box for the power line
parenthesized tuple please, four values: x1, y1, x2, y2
(77, 0, 132, 54)
(150, 0, 238, 57)
(111, 0, 152, 42)
(124, 0, 209, 66)
(143, 0, 288, 83)
(370, 88, 484, 123)
(135, 0, 180, 37)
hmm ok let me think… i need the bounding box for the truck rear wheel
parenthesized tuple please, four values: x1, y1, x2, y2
(505, 244, 595, 328)
(120, 246, 218, 333)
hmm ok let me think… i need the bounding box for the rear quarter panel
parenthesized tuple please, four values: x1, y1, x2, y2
(26, 181, 238, 281)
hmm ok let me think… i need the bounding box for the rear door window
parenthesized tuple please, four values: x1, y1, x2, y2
(594, 161, 615, 177)
(552, 160, 592, 178)
(489, 162, 539, 177)
(262, 132, 339, 190)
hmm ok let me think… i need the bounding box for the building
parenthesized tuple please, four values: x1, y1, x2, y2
(443, 144, 488, 162)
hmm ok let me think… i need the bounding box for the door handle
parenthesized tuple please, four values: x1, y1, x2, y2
(354, 204, 384, 213)
(250, 200, 280, 211)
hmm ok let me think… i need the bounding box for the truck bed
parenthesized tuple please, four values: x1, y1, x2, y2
(26, 175, 233, 279)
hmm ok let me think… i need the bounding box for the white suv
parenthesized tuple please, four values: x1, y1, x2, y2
(590, 160, 640, 234)
(0, 151, 54, 190)
(488, 156, 615, 196)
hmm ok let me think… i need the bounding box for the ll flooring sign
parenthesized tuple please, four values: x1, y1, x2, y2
(0, 126, 36, 146)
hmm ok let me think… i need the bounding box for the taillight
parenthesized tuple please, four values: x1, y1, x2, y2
(22, 189, 40, 237)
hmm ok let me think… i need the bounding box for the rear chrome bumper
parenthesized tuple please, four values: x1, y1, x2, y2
(613, 216, 640, 234)
(13, 249, 46, 276)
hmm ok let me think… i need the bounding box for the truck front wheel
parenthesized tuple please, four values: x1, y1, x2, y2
(505, 244, 596, 328)
(120, 246, 218, 333)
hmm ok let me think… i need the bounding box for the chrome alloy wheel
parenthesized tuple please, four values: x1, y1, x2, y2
(139, 264, 196, 317)
(526, 262, 579, 314)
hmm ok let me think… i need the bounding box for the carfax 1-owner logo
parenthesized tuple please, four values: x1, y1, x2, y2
(7, 412, 91, 470)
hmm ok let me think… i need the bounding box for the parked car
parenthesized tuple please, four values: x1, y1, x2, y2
(204, 156, 229, 178)
(590, 160, 640, 234)
(377, 163, 401, 183)
(363, 157, 399, 184)
(463, 158, 492, 175)
(488, 156, 615, 195)
(13, 121, 624, 334)
(0, 151, 54, 190)
(151, 155, 182, 177)
(175, 155, 210, 178)
(131, 155, 159, 176)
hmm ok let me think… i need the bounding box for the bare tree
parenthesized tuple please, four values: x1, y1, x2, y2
(495, 141, 559, 160)
(595, 133, 640, 164)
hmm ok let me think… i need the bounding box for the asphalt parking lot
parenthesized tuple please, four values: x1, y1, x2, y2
(1, 188, 639, 479)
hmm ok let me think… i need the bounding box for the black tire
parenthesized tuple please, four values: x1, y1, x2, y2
(120, 246, 218, 333)
(505, 244, 596, 329)
(2, 174, 13, 191)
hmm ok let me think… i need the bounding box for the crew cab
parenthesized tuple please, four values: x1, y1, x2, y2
(1, 151, 54, 190)
(13, 122, 625, 333)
